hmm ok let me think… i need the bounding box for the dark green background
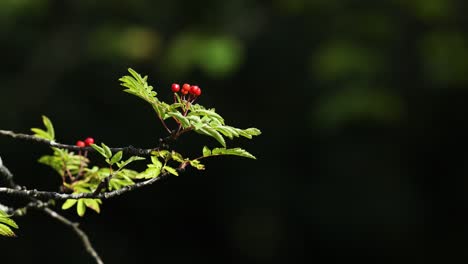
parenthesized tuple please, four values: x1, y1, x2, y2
(1, 0, 468, 263)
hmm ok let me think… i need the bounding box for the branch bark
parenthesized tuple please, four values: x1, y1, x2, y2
(0, 156, 105, 264)
(0, 172, 168, 200)
(0, 129, 164, 156)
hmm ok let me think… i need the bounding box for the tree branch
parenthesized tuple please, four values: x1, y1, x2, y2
(0, 172, 169, 200)
(0, 156, 17, 189)
(42, 207, 104, 264)
(0, 129, 165, 156)
(0, 156, 104, 264)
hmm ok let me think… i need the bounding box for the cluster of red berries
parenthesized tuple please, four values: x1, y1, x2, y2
(171, 83, 202, 96)
(76, 137, 95, 147)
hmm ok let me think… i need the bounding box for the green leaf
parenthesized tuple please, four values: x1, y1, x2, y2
(151, 156, 161, 165)
(0, 224, 16, 237)
(189, 159, 205, 170)
(117, 156, 146, 169)
(171, 151, 185, 163)
(84, 199, 101, 213)
(77, 199, 86, 217)
(62, 199, 77, 210)
(209, 147, 256, 159)
(91, 144, 106, 158)
(188, 108, 225, 124)
(136, 166, 161, 179)
(42, 115, 55, 140)
(30, 115, 55, 141)
(102, 143, 112, 159)
(196, 126, 226, 147)
(30, 128, 52, 140)
(237, 127, 262, 139)
(0, 213, 18, 230)
(110, 151, 123, 165)
(163, 165, 179, 176)
(120, 68, 158, 104)
(202, 146, 211, 157)
(166, 111, 191, 127)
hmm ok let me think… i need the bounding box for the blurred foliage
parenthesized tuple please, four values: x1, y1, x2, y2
(315, 87, 404, 129)
(165, 32, 244, 78)
(420, 31, 468, 85)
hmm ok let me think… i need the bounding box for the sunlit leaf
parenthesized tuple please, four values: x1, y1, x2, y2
(163, 165, 178, 176)
(77, 199, 86, 217)
(62, 199, 77, 210)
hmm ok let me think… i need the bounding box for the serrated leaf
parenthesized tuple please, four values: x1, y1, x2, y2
(188, 108, 225, 124)
(210, 147, 256, 159)
(166, 111, 190, 127)
(244, 128, 262, 136)
(163, 165, 179, 176)
(0, 224, 16, 237)
(196, 126, 226, 147)
(42, 115, 55, 140)
(110, 151, 123, 165)
(77, 199, 86, 217)
(62, 199, 77, 210)
(202, 146, 211, 157)
(214, 126, 234, 140)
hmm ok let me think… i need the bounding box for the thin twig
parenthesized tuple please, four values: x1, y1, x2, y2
(43, 207, 104, 264)
(0, 129, 164, 156)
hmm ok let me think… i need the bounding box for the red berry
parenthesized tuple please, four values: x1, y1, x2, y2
(182, 83, 191, 92)
(76, 140, 86, 147)
(189, 85, 199, 95)
(181, 89, 189, 95)
(171, 83, 180, 93)
(84, 137, 95, 146)
(194, 87, 202, 96)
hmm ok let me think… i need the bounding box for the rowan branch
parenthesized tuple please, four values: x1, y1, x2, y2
(0, 172, 169, 200)
(0, 156, 104, 264)
(0, 129, 170, 156)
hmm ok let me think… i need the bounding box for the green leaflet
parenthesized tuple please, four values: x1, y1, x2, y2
(195, 126, 226, 147)
(0, 209, 18, 237)
(116, 156, 146, 169)
(202, 147, 256, 159)
(77, 199, 86, 217)
(110, 151, 123, 165)
(163, 165, 179, 176)
(83, 199, 101, 213)
(62, 199, 77, 210)
(166, 111, 190, 127)
(203, 146, 211, 157)
(119, 68, 157, 101)
(136, 156, 162, 179)
(39, 148, 89, 177)
(30, 115, 55, 141)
